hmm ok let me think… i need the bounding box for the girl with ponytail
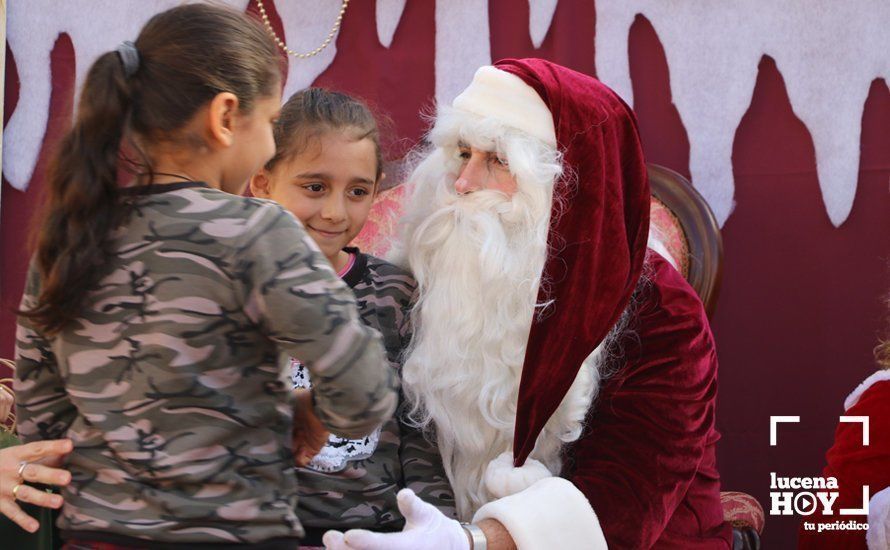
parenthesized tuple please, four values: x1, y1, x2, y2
(11, 4, 396, 548)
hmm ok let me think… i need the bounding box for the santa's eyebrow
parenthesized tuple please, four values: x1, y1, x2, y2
(456, 141, 500, 156)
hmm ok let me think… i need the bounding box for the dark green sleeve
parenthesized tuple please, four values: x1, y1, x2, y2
(398, 411, 457, 519)
(395, 286, 456, 517)
(14, 263, 77, 443)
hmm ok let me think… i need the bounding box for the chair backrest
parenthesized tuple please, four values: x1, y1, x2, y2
(352, 185, 407, 259)
(647, 164, 724, 318)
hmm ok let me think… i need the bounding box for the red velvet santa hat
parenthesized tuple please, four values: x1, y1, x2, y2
(453, 58, 651, 466)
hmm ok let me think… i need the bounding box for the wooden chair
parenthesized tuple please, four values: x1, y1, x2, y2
(647, 163, 724, 319)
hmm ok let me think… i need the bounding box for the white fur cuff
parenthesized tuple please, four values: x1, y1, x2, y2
(845, 370, 890, 410)
(867, 486, 890, 550)
(473, 477, 607, 549)
(483, 452, 553, 499)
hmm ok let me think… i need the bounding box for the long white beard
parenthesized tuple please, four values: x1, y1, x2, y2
(402, 186, 600, 520)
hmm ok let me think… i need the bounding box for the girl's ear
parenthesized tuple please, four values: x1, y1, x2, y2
(250, 169, 273, 198)
(207, 92, 239, 148)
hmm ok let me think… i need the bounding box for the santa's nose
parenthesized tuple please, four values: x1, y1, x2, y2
(455, 159, 484, 194)
(454, 176, 477, 194)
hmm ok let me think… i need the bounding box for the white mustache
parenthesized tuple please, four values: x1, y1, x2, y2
(434, 187, 515, 213)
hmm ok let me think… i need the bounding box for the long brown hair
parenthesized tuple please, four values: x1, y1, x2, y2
(877, 340, 890, 370)
(24, 3, 280, 335)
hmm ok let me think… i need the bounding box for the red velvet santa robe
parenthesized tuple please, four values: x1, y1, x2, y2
(473, 253, 732, 549)
(564, 252, 733, 549)
(797, 371, 890, 549)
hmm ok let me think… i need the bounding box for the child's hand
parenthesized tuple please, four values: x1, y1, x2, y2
(292, 388, 330, 467)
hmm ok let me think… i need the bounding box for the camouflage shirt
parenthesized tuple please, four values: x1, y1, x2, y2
(290, 249, 455, 543)
(14, 183, 397, 546)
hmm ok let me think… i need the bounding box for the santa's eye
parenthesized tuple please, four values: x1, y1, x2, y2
(457, 149, 472, 161)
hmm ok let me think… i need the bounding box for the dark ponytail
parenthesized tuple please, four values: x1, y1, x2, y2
(25, 52, 130, 335)
(23, 4, 280, 335)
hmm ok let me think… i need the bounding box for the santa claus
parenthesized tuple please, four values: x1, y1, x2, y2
(325, 58, 733, 549)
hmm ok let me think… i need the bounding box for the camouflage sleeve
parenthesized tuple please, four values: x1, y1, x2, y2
(398, 413, 457, 518)
(14, 263, 77, 443)
(236, 204, 397, 439)
(395, 286, 456, 518)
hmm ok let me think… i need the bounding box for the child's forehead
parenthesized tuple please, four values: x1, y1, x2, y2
(276, 126, 355, 160)
(278, 131, 378, 176)
(297, 125, 373, 149)
(313, 129, 376, 154)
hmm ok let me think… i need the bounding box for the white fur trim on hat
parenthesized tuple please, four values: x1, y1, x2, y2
(867, 486, 890, 550)
(483, 452, 553, 499)
(844, 370, 890, 410)
(473, 477, 607, 549)
(453, 66, 557, 148)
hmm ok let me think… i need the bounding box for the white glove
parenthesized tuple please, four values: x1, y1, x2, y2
(323, 488, 469, 550)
